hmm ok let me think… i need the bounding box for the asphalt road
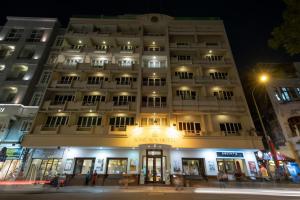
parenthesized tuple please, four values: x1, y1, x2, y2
(1, 190, 300, 200)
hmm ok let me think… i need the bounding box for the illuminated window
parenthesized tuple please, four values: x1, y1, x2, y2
(219, 123, 242, 136)
(213, 90, 234, 100)
(178, 122, 201, 134)
(109, 116, 134, 130)
(280, 87, 291, 101)
(142, 96, 167, 107)
(112, 96, 136, 106)
(107, 158, 128, 174)
(143, 77, 166, 86)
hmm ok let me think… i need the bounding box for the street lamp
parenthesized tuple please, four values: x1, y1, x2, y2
(251, 73, 279, 174)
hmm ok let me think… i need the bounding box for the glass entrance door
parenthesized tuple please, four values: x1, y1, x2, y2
(146, 150, 163, 183)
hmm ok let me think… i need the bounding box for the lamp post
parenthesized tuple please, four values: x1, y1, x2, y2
(251, 74, 279, 174)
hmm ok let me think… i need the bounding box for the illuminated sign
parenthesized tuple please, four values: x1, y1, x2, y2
(217, 152, 244, 158)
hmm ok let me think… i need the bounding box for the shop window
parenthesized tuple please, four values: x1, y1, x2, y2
(176, 90, 196, 100)
(178, 122, 201, 134)
(77, 116, 101, 127)
(27, 159, 61, 180)
(213, 90, 234, 100)
(106, 158, 127, 174)
(219, 122, 242, 136)
(82, 95, 105, 105)
(74, 158, 95, 175)
(182, 158, 205, 176)
(174, 71, 193, 79)
(45, 116, 69, 128)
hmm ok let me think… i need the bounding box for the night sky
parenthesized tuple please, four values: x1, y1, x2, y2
(0, 0, 299, 74)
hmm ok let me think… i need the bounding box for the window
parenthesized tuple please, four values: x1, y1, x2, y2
(5, 28, 24, 41)
(82, 95, 105, 105)
(27, 30, 44, 42)
(95, 44, 107, 51)
(115, 77, 136, 85)
(54, 37, 64, 47)
(148, 60, 161, 68)
(182, 158, 205, 176)
(45, 116, 69, 128)
(18, 46, 35, 59)
(106, 158, 128, 174)
(70, 44, 85, 50)
(77, 116, 101, 127)
(219, 123, 242, 136)
(112, 96, 136, 106)
(119, 59, 134, 67)
(39, 71, 51, 85)
(209, 72, 228, 80)
(296, 88, 300, 96)
(175, 72, 193, 79)
(143, 77, 166, 86)
(213, 90, 234, 100)
(53, 95, 74, 105)
(205, 55, 223, 62)
(141, 117, 167, 126)
(178, 122, 201, 134)
(0, 46, 14, 58)
(91, 58, 108, 67)
(176, 90, 196, 100)
(20, 120, 32, 132)
(0, 122, 7, 132)
(141, 96, 167, 107)
(109, 117, 134, 129)
(30, 92, 43, 106)
(59, 76, 79, 84)
(177, 55, 191, 61)
(121, 45, 134, 51)
(280, 87, 291, 102)
(64, 57, 83, 66)
(87, 76, 107, 84)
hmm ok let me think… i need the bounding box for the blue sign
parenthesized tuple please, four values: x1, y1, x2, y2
(217, 152, 244, 158)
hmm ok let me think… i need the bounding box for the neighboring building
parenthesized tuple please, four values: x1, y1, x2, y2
(22, 14, 262, 184)
(253, 62, 300, 161)
(0, 17, 59, 180)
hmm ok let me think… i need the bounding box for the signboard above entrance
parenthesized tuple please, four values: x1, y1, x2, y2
(217, 152, 244, 158)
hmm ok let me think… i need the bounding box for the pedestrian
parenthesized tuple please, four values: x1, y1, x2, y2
(92, 170, 97, 186)
(217, 171, 226, 188)
(85, 171, 91, 186)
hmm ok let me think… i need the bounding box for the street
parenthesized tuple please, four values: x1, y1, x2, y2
(1, 186, 300, 200)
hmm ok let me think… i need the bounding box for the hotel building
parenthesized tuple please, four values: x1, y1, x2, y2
(0, 17, 59, 180)
(22, 14, 263, 184)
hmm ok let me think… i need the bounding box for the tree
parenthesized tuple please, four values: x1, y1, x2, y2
(269, 0, 300, 55)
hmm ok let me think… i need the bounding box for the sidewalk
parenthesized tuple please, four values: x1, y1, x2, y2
(0, 181, 299, 194)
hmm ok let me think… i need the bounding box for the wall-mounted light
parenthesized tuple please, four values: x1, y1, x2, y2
(0, 65, 5, 71)
(209, 50, 212, 53)
(127, 41, 131, 45)
(102, 41, 106, 44)
(152, 41, 156, 45)
(78, 40, 82, 44)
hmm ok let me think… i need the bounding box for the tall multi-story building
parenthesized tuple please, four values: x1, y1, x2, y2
(22, 14, 262, 184)
(0, 17, 59, 180)
(253, 62, 300, 162)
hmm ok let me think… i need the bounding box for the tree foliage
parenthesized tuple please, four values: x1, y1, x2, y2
(269, 0, 300, 55)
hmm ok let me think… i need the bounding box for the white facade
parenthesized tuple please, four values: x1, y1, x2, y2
(22, 14, 263, 183)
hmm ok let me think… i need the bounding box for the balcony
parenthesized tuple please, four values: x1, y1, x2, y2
(194, 76, 238, 85)
(142, 84, 167, 92)
(49, 80, 72, 88)
(34, 124, 106, 135)
(171, 76, 195, 84)
(112, 102, 136, 111)
(172, 96, 246, 113)
(140, 104, 168, 113)
(41, 100, 66, 111)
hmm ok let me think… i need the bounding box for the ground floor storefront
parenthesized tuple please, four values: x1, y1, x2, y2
(23, 146, 259, 185)
(0, 146, 24, 181)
